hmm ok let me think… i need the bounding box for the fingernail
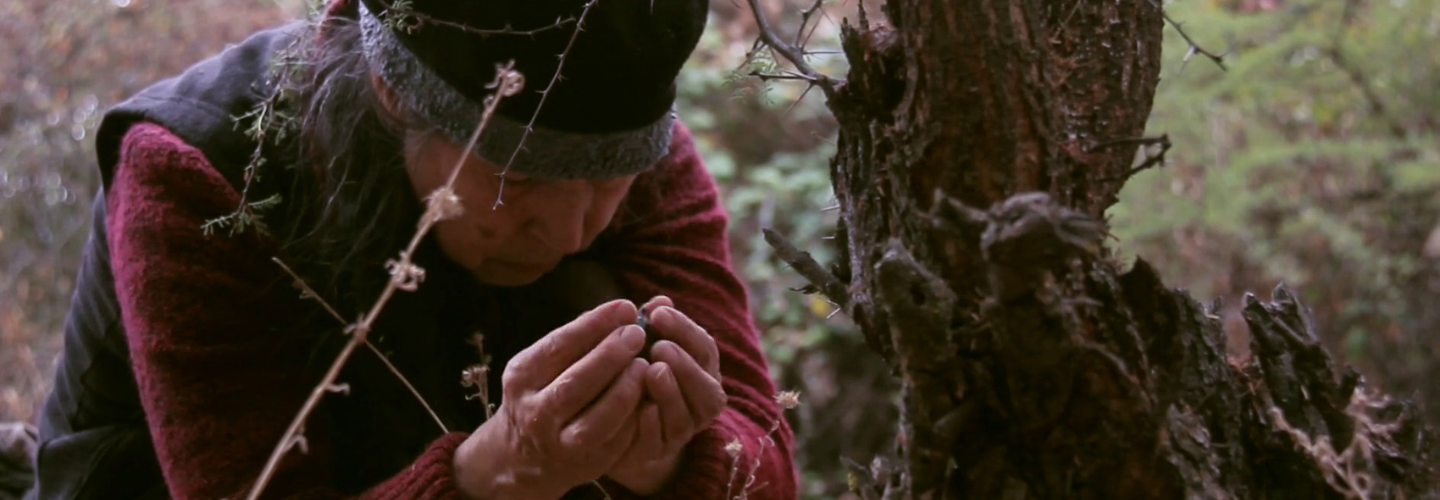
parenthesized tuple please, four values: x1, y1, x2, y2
(621, 324, 646, 351)
(653, 340, 675, 357)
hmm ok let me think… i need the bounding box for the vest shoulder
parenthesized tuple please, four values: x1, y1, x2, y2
(94, 21, 311, 192)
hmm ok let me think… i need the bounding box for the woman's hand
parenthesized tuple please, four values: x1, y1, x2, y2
(453, 299, 651, 500)
(605, 296, 728, 495)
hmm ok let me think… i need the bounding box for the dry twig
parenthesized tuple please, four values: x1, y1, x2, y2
(274, 257, 449, 433)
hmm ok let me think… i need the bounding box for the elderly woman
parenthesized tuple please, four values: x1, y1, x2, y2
(26, 0, 797, 498)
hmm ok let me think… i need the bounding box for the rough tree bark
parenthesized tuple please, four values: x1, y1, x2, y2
(762, 1, 1438, 498)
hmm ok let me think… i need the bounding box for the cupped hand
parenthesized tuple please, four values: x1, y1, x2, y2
(453, 299, 651, 500)
(605, 296, 728, 495)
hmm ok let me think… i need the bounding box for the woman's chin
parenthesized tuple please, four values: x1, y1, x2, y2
(471, 260, 558, 287)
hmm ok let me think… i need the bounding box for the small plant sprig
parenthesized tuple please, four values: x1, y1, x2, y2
(204, 36, 309, 237)
(461, 332, 496, 420)
(725, 390, 802, 500)
(242, 62, 526, 500)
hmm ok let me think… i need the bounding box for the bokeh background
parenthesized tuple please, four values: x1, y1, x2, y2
(2, 0, 1438, 498)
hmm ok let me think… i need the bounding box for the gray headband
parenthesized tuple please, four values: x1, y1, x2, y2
(356, 2, 675, 180)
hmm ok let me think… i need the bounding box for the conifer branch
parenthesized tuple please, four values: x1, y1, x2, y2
(244, 62, 525, 500)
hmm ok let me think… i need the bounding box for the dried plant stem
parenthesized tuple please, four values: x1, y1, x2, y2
(244, 62, 525, 500)
(274, 257, 448, 433)
(362, 341, 448, 432)
(494, 0, 600, 209)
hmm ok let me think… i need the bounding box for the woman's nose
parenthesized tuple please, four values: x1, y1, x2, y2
(529, 183, 593, 254)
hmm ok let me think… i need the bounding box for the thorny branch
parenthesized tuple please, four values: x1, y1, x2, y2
(744, 0, 837, 94)
(376, 0, 577, 37)
(495, 0, 600, 210)
(793, 0, 827, 50)
(1094, 134, 1172, 182)
(1147, 0, 1229, 72)
(243, 62, 526, 500)
(762, 228, 850, 312)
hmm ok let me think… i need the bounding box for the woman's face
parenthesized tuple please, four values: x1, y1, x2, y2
(403, 130, 636, 287)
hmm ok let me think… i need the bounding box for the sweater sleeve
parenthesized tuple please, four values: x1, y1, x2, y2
(106, 122, 467, 500)
(596, 121, 799, 500)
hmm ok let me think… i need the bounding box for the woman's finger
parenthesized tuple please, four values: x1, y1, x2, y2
(507, 299, 638, 393)
(644, 362, 692, 452)
(629, 402, 665, 459)
(648, 306, 719, 379)
(539, 325, 647, 421)
(650, 341, 726, 424)
(559, 357, 648, 451)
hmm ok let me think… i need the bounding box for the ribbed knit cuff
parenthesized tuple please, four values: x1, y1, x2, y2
(362, 431, 471, 500)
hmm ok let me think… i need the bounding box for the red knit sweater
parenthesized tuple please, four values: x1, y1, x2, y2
(106, 120, 797, 499)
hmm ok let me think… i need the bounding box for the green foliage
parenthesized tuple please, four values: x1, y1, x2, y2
(200, 193, 283, 237)
(1108, 0, 1440, 420)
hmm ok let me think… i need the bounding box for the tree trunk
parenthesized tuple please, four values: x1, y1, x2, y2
(767, 1, 1439, 498)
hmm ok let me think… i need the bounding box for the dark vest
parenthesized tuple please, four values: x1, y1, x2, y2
(27, 20, 621, 500)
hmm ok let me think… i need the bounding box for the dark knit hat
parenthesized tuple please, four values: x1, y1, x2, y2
(356, 0, 709, 179)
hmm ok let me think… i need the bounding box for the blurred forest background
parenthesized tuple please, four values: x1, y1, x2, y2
(2, 0, 1438, 498)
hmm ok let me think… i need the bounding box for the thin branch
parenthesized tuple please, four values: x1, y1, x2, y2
(365, 341, 449, 432)
(1086, 135, 1171, 153)
(1147, 0, 1228, 72)
(749, 70, 821, 83)
(495, 0, 600, 210)
(410, 13, 576, 37)
(244, 62, 525, 500)
(273, 257, 345, 324)
(745, 0, 836, 94)
(792, 0, 825, 48)
(374, 0, 576, 37)
(1099, 134, 1172, 183)
(273, 257, 448, 433)
(762, 228, 850, 311)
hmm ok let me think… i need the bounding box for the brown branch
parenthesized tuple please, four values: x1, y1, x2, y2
(1146, 0, 1228, 72)
(372, 0, 577, 37)
(411, 13, 576, 37)
(793, 0, 826, 48)
(745, 0, 837, 95)
(762, 228, 850, 312)
(1096, 134, 1172, 183)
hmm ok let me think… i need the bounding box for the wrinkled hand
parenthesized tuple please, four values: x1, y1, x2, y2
(605, 296, 727, 495)
(453, 299, 650, 500)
